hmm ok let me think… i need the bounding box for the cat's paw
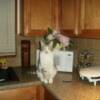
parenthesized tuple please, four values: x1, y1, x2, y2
(43, 79, 48, 84)
(48, 79, 53, 84)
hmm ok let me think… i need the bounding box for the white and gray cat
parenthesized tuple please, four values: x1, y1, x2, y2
(36, 41, 57, 84)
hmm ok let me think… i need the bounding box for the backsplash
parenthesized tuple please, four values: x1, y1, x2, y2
(76, 38, 100, 66)
(1, 35, 100, 68)
(0, 35, 36, 67)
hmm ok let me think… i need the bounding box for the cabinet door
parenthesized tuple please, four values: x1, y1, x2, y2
(79, 0, 100, 38)
(61, 0, 76, 37)
(84, 0, 100, 29)
(44, 87, 58, 100)
(0, 86, 37, 100)
(23, 0, 53, 36)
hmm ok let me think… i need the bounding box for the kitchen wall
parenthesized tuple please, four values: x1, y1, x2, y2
(75, 38, 100, 66)
(2, 35, 37, 67)
(1, 35, 100, 68)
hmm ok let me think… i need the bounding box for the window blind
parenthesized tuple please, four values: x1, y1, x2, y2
(0, 0, 16, 56)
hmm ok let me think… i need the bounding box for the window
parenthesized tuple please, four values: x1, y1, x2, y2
(0, 0, 16, 56)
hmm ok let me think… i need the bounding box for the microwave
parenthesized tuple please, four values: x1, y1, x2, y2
(53, 51, 74, 72)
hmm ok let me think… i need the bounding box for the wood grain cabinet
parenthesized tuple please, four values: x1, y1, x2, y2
(37, 85, 58, 100)
(0, 86, 37, 100)
(23, 0, 63, 36)
(61, 0, 100, 39)
(44, 87, 58, 100)
(23, 0, 76, 37)
(0, 85, 57, 100)
(78, 0, 100, 38)
(22, 0, 100, 38)
(23, 0, 53, 36)
(61, 0, 77, 37)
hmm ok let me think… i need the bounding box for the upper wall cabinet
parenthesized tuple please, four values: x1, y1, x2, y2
(23, 0, 100, 38)
(23, 0, 53, 36)
(61, 0, 76, 37)
(61, 0, 100, 39)
(23, 0, 77, 37)
(23, 0, 62, 36)
(84, 0, 100, 29)
(78, 0, 100, 38)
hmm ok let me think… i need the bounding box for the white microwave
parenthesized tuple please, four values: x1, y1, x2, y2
(53, 51, 74, 72)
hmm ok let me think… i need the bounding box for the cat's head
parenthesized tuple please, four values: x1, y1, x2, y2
(40, 41, 53, 53)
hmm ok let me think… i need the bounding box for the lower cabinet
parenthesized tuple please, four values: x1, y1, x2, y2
(0, 85, 57, 100)
(37, 85, 58, 100)
(0, 85, 37, 100)
(44, 87, 58, 100)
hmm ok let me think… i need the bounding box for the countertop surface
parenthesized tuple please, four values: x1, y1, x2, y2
(0, 67, 40, 90)
(44, 71, 100, 100)
(0, 67, 75, 100)
(0, 67, 100, 100)
(44, 72, 75, 100)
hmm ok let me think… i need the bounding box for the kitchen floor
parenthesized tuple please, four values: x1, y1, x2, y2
(45, 68, 100, 100)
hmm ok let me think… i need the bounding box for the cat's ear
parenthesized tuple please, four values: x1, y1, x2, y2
(48, 41, 53, 49)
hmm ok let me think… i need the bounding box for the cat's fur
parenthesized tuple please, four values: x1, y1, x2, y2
(37, 41, 57, 84)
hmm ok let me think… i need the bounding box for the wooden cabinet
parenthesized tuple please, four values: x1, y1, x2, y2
(61, 0, 100, 39)
(83, 0, 100, 29)
(23, 0, 76, 37)
(23, 0, 62, 36)
(44, 87, 58, 100)
(0, 86, 37, 100)
(22, 0, 100, 38)
(61, 0, 77, 37)
(23, 0, 78, 37)
(0, 85, 57, 100)
(78, 0, 100, 38)
(23, 0, 53, 36)
(37, 85, 58, 100)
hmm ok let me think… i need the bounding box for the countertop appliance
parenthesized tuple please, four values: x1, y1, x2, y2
(54, 51, 74, 72)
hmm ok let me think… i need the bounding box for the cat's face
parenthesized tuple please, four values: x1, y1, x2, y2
(40, 41, 53, 53)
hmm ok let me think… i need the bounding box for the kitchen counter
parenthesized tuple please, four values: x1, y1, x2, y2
(0, 67, 84, 100)
(44, 72, 74, 100)
(0, 67, 40, 90)
(0, 66, 76, 100)
(0, 67, 99, 100)
(44, 71, 100, 100)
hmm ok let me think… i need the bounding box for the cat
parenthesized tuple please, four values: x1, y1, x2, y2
(36, 41, 57, 84)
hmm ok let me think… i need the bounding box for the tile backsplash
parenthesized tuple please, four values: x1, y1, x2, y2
(76, 38, 100, 66)
(1, 35, 100, 68)
(0, 35, 36, 67)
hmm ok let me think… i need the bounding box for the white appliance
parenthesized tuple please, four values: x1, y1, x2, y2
(53, 51, 74, 72)
(36, 50, 74, 72)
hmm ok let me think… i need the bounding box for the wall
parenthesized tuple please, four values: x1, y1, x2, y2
(2, 34, 100, 68)
(1, 35, 37, 67)
(76, 38, 100, 66)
